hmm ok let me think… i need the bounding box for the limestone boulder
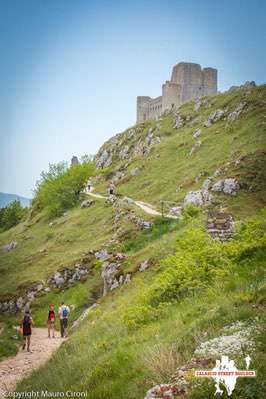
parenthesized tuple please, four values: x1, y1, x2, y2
(81, 199, 95, 208)
(192, 128, 201, 138)
(2, 241, 17, 253)
(204, 108, 226, 127)
(95, 149, 112, 168)
(139, 260, 150, 272)
(184, 190, 212, 207)
(101, 262, 120, 296)
(189, 140, 201, 156)
(173, 114, 184, 129)
(227, 102, 246, 123)
(211, 178, 240, 196)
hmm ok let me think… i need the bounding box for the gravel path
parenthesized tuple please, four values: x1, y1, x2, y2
(0, 328, 64, 394)
(86, 190, 178, 219)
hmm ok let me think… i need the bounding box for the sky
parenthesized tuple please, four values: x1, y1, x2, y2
(0, 0, 265, 197)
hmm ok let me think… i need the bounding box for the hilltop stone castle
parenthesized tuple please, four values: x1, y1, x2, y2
(136, 62, 217, 123)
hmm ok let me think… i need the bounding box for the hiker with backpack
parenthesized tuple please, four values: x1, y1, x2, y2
(20, 310, 33, 352)
(47, 304, 56, 338)
(58, 302, 70, 338)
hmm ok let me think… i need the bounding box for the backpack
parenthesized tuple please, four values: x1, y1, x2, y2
(62, 307, 69, 318)
(23, 315, 31, 328)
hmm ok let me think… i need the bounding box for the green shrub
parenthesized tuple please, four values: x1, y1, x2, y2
(0, 200, 27, 231)
(34, 160, 95, 218)
(124, 209, 266, 328)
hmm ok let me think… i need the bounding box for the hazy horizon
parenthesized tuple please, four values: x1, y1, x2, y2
(0, 0, 265, 197)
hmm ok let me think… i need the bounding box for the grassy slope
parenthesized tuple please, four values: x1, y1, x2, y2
(0, 85, 265, 396)
(16, 211, 266, 398)
(96, 85, 266, 218)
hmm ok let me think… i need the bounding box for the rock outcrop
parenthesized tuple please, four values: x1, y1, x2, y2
(204, 108, 226, 127)
(184, 189, 212, 207)
(2, 241, 18, 253)
(211, 178, 240, 196)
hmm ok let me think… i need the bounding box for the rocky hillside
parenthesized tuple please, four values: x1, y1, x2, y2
(0, 83, 265, 398)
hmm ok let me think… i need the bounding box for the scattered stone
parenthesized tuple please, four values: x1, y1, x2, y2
(95, 249, 109, 261)
(211, 178, 240, 196)
(124, 274, 131, 284)
(81, 199, 95, 208)
(110, 278, 119, 291)
(95, 149, 112, 169)
(202, 178, 212, 190)
(139, 260, 150, 272)
(101, 262, 120, 296)
(184, 190, 212, 207)
(122, 196, 135, 205)
(113, 170, 125, 183)
(204, 108, 226, 127)
(173, 114, 184, 129)
(227, 102, 246, 123)
(192, 128, 201, 138)
(2, 241, 18, 253)
(136, 218, 153, 229)
(169, 206, 182, 217)
(194, 97, 209, 112)
(131, 167, 141, 176)
(119, 145, 130, 160)
(189, 140, 201, 155)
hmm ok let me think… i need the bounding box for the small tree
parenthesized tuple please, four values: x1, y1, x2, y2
(34, 159, 95, 218)
(0, 200, 27, 231)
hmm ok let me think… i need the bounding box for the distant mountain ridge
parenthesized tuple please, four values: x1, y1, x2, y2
(0, 192, 31, 208)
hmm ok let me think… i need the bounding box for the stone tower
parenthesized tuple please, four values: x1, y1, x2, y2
(136, 62, 217, 123)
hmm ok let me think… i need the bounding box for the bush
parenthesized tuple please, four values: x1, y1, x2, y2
(124, 209, 266, 328)
(34, 160, 95, 218)
(0, 200, 27, 231)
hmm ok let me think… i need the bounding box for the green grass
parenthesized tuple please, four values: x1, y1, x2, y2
(0, 85, 265, 396)
(15, 210, 266, 398)
(0, 314, 22, 360)
(95, 85, 266, 217)
(0, 202, 114, 296)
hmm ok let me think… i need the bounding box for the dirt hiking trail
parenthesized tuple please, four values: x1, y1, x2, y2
(86, 189, 178, 219)
(0, 328, 64, 394)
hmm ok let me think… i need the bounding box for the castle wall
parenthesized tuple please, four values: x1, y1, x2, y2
(136, 61, 217, 123)
(148, 96, 162, 120)
(162, 81, 181, 112)
(202, 68, 217, 96)
(136, 96, 151, 122)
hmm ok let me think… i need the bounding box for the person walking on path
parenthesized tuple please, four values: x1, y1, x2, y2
(108, 182, 115, 196)
(86, 180, 92, 193)
(58, 302, 70, 338)
(47, 304, 56, 338)
(20, 310, 33, 352)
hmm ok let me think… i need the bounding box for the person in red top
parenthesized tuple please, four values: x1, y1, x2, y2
(20, 310, 33, 352)
(47, 304, 56, 338)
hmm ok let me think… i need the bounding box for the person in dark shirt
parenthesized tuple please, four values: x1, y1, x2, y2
(20, 310, 33, 352)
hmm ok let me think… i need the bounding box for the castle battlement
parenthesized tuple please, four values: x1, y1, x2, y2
(136, 62, 217, 123)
